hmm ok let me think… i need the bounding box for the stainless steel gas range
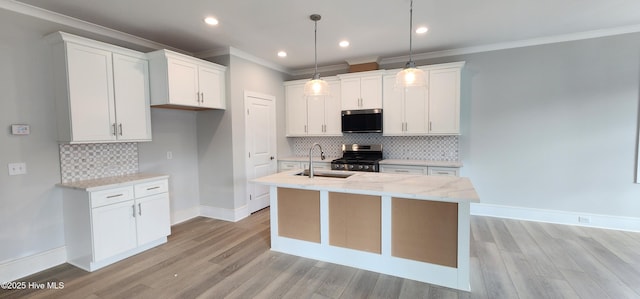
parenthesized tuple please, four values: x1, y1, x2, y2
(330, 144, 383, 172)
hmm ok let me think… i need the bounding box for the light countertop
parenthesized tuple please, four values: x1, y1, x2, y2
(57, 173, 169, 192)
(379, 159, 463, 168)
(252, 170, 479, 203)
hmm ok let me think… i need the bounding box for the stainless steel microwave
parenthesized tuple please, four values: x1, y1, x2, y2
(341, 109, 383, 133)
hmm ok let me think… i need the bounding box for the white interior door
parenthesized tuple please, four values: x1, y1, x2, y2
(245, 91, 277, 213)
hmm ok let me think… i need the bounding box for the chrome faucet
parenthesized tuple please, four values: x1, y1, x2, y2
(308, 143, 326, 178)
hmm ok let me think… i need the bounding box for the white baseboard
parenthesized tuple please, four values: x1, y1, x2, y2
(171, 206, 200, 225)
(471, 203, 640, 232)
(0, 247, 67, 283)
(199, 204, 250, 222)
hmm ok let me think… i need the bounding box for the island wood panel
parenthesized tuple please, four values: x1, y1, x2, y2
(392, 197, 458, 268)
(329, 192, 381, 254)
(277, 187, 320, 243)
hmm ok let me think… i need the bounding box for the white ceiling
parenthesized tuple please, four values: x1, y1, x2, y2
(9, 0, 640, 73)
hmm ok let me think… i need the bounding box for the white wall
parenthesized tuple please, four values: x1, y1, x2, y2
(197, 54, 287, 216)
(391, 33, 640, 219)
(0, 13, 64, 263)
(138, 108, 201, 224)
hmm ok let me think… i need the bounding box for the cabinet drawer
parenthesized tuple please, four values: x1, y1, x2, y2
(91, 186, 134, 208)
(279, 161, 301, 172)
(379, 165, 427, 174)
(302, 162, 330, 170)
(427, 167, 459, 177)
(134, 179, 169, 198)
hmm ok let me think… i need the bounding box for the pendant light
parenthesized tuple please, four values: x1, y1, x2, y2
(303, 14, 330, 97)
(396, 0, 427, 88)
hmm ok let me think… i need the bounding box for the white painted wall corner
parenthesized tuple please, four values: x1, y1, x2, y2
(199, 204, 250, 222)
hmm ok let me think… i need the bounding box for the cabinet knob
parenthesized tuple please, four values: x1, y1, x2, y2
(270, 156, 274, 160)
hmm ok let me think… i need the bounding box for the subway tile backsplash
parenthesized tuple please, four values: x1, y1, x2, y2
(59, 143, 138, 183)
(291, 134, 459, 160)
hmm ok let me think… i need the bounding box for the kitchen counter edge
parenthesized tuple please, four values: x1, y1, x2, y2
(57, 173, 170, 192)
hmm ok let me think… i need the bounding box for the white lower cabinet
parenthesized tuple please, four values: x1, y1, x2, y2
(278, 160, 331, 172)
(62, 178, 170, 271)
(380, 164, 460, 176)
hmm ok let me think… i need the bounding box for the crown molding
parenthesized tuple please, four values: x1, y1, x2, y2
(381, 24, 640, 65)
(0, 0, 187, 54)
(196, 47, 291, 74)
(289, 63, 350, 77)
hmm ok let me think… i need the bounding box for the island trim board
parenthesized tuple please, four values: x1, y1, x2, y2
(256, 170, 478, 291)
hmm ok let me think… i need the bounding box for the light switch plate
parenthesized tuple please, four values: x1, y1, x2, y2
(11, 124, 30, 135)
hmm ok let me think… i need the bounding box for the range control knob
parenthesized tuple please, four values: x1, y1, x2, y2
(364, 165, 369, 170)
(349, 165, 354, 169)
(358, 165, 363, 170)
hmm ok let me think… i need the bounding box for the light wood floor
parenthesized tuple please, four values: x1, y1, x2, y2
(3, 208, 640, 299)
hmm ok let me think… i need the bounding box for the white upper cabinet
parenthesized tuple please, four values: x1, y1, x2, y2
(338, 71, 384, 110)
(383, 62, 464, 136)
(112, 54, 152, 141)
(382, 75, 429, 136)
(147, 49, 226, 110)
(285, 78, 342, 137)
(427, 66, 462, 134)
(47, 32, 152, 144)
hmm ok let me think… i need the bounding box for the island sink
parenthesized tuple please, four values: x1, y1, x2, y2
(294, 170, 354, 179)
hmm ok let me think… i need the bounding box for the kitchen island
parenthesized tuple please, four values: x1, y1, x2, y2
(253, 169, 480, 291)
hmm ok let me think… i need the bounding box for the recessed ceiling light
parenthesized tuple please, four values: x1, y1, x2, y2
(277, 51, 287, 57)
(339, 40, 350, 47)
(416, 26, 428, 34)
(204, 17, 219, 26)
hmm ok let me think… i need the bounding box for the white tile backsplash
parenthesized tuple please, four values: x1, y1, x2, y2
(59, 143, 138, 183)
(291, 134, 459, 160)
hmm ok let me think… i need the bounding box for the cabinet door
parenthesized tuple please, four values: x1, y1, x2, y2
(198, 65, 225, 109)
(135, 194, 171, 245)
(66, 43, 116, 142)
(359, 76, 383, 109)
(428, 68, 460, 134)
(306, 96, 325, 135)
(167, 58, 199, 106)
(340, 78, 362, 110)
(382, 75, 404, 135)
(404, 87, 428, 135)
(112, 54, 152, 141)
(323, 81, 342, 135)
(285, 84, 308, 136)
(92, 200, 137, 261)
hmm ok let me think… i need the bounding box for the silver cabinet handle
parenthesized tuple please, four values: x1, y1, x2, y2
(200, 92, 204, 103)
(146, 186, 160, 190)
(118, 123, 123, 136)
(395, 170, 409, 173)
(112, 123, 117, 136)
(138, 203, 142, 216)
(132, 205, 136, 217)
(107, 194, 123, 199)
(304, 125, 307, 133)
(196, 92, 200, 103)
(429, 121, 432, 131)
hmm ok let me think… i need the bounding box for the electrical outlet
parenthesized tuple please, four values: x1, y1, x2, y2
(8, 162, 27, 175)
(167, 151, 173, 160)
(578, 216, 591, 224)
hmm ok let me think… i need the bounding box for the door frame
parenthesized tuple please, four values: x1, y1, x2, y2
(244, 90, 277, 213)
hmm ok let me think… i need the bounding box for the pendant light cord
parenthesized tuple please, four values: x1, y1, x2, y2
(314, 19, 318, 75)
(409, 0, 414, 63)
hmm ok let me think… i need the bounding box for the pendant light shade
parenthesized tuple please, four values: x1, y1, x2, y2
(396, 0, 427, 88)
(304, 14, 330, 97)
